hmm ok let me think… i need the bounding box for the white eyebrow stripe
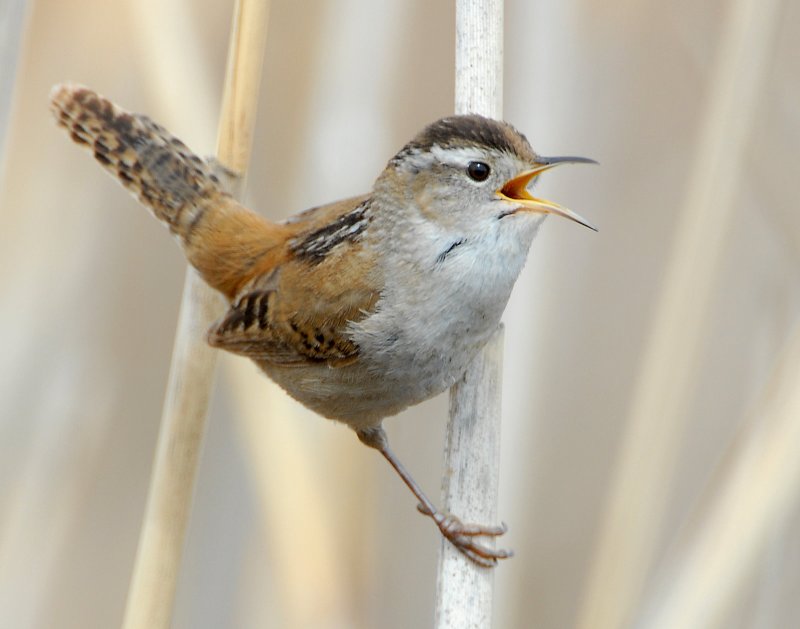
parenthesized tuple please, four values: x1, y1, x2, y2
(430, 145, 485, 167)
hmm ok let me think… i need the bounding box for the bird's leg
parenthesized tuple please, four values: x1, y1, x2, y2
(357, 426, 512, 568)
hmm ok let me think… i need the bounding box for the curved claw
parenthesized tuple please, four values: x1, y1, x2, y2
(459, 544, 501, 569)
(445, 530, 514, 565)
(439, 515, 508, 537)
(414, 510, 513, 566)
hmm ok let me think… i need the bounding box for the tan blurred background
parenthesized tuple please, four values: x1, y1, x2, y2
(1, 0, 799, 628)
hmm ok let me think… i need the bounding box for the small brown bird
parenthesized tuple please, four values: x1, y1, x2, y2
(50, 84, 595, 567)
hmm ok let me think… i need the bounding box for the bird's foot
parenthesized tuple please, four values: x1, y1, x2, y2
(417, 503, 513, 568)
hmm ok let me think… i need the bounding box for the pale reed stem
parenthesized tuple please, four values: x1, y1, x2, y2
(435, 1, 504, 628)
(121, 2, 271, 628)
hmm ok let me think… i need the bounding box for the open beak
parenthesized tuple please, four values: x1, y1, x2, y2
(497, 156, 598, 231)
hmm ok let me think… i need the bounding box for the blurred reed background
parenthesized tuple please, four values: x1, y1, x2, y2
(1, 0, 799, 628)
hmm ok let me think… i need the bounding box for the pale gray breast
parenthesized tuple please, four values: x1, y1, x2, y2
(349, 233, 522, 403)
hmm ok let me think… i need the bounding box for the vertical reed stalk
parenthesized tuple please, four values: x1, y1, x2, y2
(121, 2, 271, 627)
(435, 1, 504, 627)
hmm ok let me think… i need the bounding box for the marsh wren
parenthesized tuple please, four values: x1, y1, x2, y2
(50, 84, 595, 567)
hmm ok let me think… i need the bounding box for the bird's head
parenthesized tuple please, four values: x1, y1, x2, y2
(382, 115, 596, 235)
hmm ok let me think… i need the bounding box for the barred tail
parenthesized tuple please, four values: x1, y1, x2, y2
(49, 83, 225, 243)
(50, 84, 287, 299)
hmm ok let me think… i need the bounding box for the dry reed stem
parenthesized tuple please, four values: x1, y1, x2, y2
(435, 1, 504, 627)
(121, 2, 271, 628)
(576, 0, 782, 626)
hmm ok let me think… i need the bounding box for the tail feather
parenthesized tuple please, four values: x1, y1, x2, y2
(50, 83, 224, 242)
(49, 84, 289, 299)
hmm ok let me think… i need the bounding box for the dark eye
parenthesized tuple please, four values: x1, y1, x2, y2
(466, 161, 491, 182)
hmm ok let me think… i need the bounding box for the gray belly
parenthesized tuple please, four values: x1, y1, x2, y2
(256, 331, 487, 431)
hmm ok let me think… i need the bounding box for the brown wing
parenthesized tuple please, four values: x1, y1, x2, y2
(208, 195, 381, 366)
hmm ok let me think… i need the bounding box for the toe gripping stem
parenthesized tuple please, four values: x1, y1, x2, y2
(359, 427, 513, 568)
